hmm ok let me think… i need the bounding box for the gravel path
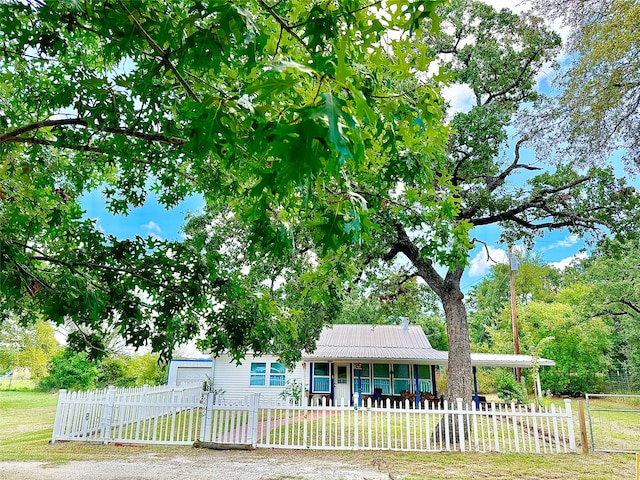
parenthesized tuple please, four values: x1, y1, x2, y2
(0, 450, 391, 480)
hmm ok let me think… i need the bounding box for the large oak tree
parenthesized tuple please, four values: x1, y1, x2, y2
(348, 0, 639, 402)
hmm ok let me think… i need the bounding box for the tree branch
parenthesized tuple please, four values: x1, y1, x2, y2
(3, 136, 106, 154)
(465, 170, 593, 227)
(384, 222, 447, 298)
(484, 137, 531, 192)
(116, 0, 200, 102)
(615, 299, 640, 315)
(257, 0, 310, 54)
(483, 48, 545, 106)
(0, 117, 188, 146)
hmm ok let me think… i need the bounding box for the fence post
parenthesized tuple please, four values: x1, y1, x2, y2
(551, 403, 560, 453)
(249, 393, 260, 448)
(354, 399, 359, 449)
(444, 400, 451, 451)
(200, 390, 214, 443)
(100, 385, 116, 444)
(491, 402, 500, 452)
(577, 400, 588, 453)
(51, 389, 67, 443)
(563, 399, 576, 453)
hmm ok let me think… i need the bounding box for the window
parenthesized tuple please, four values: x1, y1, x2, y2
(270, 363, 286, 387)
(417, 365, 432, 394)
(313, 363, 331, 393)
(250, 362, 287, 387)
(250, 362, 266, 386)
(373, 363, 391, 395)
(393, 364, 411, 394)
(337, 365, 348, 384)
(352, 363, 371, 394)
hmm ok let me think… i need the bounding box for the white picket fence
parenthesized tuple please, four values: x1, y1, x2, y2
(253, 397, 576, 453)
(52, 387, 576, 453)
(51, 383, 204, 445)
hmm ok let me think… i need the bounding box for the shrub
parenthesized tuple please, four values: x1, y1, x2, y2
(279, 379, 303, 402)
(39, 351, 99, 391)
(496, 369, 527, 404)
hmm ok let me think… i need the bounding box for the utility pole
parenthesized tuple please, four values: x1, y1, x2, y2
(509, 246, 521, 382)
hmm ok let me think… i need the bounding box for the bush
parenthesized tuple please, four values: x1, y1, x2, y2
(96, 353, 167, 388)
(279, 379, 303, 402)
(38, 352, 99, 391)
(96, 356, 136, 388)
(125, 353, 167, 386)
(496, 369, 527, 404)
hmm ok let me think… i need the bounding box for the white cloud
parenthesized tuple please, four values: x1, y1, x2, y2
(141, 221, 162, 233)
(542, 234, 581, 251)
(482, 0, 529, 14)
(468, 246, 509, 277)
(549, 251, 588, 271)
(91, 217, 105, 234)
(556, 234, 580, 248)
(442, 83, 475, 116)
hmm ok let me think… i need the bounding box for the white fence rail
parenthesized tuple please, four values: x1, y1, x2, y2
(254, 397, 576, 453)
(52, 383, 204, 445)
(52, 388, 576, 453)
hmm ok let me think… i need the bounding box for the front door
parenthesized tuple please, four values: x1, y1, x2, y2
(334, 364, 350, 405)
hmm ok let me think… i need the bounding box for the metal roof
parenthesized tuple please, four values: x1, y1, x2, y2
(302, 324, 554, 368)
(303, 324, 447, 362)
(470, 353, 555, 368)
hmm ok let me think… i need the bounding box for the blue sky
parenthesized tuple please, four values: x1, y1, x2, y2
(81, 189, 204, 242)
(81, 187, 590, 290)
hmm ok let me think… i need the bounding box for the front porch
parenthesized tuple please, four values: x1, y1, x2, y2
(306, 360, 439, 407)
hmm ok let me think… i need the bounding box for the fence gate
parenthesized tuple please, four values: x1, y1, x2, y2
(585, 394, 640, 453)
(199, 393, 260, 448)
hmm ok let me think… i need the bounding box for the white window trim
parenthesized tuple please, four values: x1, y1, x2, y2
(250, 361, 287, 388)
(312, 362, 331, 393)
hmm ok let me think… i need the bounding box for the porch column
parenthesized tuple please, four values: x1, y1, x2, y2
(413, 364, 420, 408)
(472, 366, 479, 409)
(330, 362, 334, 404)
(357, 367, 362, 407)
(431, 365, 438, 397)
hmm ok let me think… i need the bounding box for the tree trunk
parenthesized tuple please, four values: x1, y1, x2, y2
(433, 283, 472, 444)
(441, 286, 473, 405)
(385, 224, 473, 402)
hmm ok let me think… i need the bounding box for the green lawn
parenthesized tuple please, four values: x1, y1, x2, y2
(0, 390, 637, 479)
(0, 390, 186, 462)
(0, 378, 36, 390)
(0, 390, 59, 460)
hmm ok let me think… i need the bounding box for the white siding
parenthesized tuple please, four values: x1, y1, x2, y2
(212, 354, 306, 402)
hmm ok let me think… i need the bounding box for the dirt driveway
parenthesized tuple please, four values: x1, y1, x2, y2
(0, 449, 391, 480)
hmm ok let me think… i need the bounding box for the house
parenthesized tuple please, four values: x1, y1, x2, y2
(171, 322, 554, 405)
